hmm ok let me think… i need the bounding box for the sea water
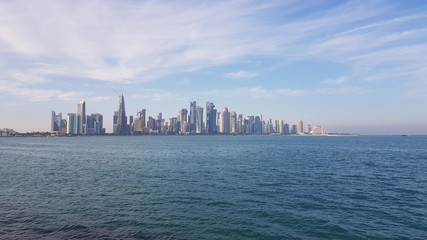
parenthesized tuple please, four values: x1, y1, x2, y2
(0, 135, 426, 239)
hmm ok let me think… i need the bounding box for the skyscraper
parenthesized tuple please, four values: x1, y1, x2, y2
(195, 106, 203, 134)
(51, 111, 62, 132)
(254, 115, 262, 134)
(66, 113, 77, 134)
(206, 101, 217, 134)
(77, 99, 86, 134)
(179, 108, 188, 133)
(278, 120, 284, 134)
(87, 113, 104, 135)
(115, 95, 128, 135)
(297, 120, 304, 134)
(230, 111, 237, 133)
(189, 101, 197, 133)
(291, 124, 297, 134)
(237, 114, 243, 134)
(220, 107, 230, 134)
(133, 109, 146, 132)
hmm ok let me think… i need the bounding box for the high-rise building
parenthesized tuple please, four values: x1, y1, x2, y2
(312, 125, 328, 135)
(278, 120, 284, 134)
(297, 120, 304, 134)
(195, 106, 203, 134)
(189, 101, 197, 133)
(148, 116, 155, 130)
(237, 114, 243, 134)
(254, 115, 262, 134)
(77, 99, 86, 134)
(156, 113, 162, 133)
(291, 124, 297, 134)
(206, 102, 217, 134)
(51, 111, 62, 132)
(115, 95, 128, 135)
(66, 113, 77, 134)
(133, 109, 146, 132)
(179, 109, 188, 133)
(87, 113, 104, 135)
(284, 123, 290, 134)
(230, 111, 237, 133)
(306, 124, 312, 134)
(169, 117, 178, 133)
(219, 107, 230, 134)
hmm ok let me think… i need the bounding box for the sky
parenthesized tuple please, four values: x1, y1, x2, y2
(0, 0, 427, 135)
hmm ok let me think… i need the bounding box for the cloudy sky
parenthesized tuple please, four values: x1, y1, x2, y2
(1, 0, 426, 134)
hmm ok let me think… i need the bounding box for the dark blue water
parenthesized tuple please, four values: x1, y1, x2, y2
(0, 136, 426, 239)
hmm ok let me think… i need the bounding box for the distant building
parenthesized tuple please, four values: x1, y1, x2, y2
(195, 106, 203, 134)
(237, 114, 243, 134)
(133, 109, 146, 132)
(291, 124, 297, 134)
(115, 95, 128, 135)
(179, 108, 188, 133)
(169, 117, 178, 133)
(306, 124, 312, 134)
(77, 99, 86, 134)
(189, 101, 197, 133)
(311, 125, 328, 135)
(51, 111, 62, 132)
(220, 107, 230, 134)
(206, 101, 217, 134)
(278, 120, 284, 134)
(297, 120, 304, 134)
(254, 115, 262, 134)
(66, 113, 77, 134)
(87, 113, 104, 135)
(284, 123, 290, 134)
(230, 111, 237, 133)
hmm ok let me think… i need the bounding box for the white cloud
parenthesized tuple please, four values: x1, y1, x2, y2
(0, 0, 425, 101)
(0, 80, 82, 102)
(323, 77, 347, 84)
(205, 86, 369, 99)
(224, 71, 258, 80)
(131, 89, 175, 101)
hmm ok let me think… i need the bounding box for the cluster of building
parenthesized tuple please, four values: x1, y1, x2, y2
(51, 99, 105, 135)
(0, 128, 18, 137)
(112, 95, 328, 135)
(51, 95, 328, 136)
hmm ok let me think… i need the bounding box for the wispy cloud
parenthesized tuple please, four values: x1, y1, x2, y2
(0, 0, 425, 101)
(204, 86, 369, 99)
(323, 77, 347, 84)
(131, 89, 175, 101)
(224, 71, 258, 80)
(0, 80, 83, 102)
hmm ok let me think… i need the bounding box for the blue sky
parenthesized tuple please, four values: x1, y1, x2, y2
(1, 0, 427, 134)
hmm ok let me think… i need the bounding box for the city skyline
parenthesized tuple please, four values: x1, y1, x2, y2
(1, 1, 427, 135)
(49, 96, 328, 136)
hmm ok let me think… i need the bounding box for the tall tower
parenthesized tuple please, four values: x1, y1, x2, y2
(189, 101, 197, 133)
(51, 111, 62, 132)
(66, 113, 77, 134)
(115, 94, 128, 135)
(220, 107, 230, 134)
(297, 120, 304, 134)
(195, 106, 203, 134)
(206, 101, 217, 134)
(77, 99, 86, 134)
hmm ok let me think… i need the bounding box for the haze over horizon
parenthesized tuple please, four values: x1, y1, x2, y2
(1, 0, 426, 135)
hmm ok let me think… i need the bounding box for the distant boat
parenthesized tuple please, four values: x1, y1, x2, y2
(402, 135, 408, 137)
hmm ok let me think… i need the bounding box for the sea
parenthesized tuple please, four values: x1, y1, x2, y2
(0, 135, 426, 239)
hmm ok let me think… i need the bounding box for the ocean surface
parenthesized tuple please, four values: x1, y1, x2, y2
(0, 135, 426, 239)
